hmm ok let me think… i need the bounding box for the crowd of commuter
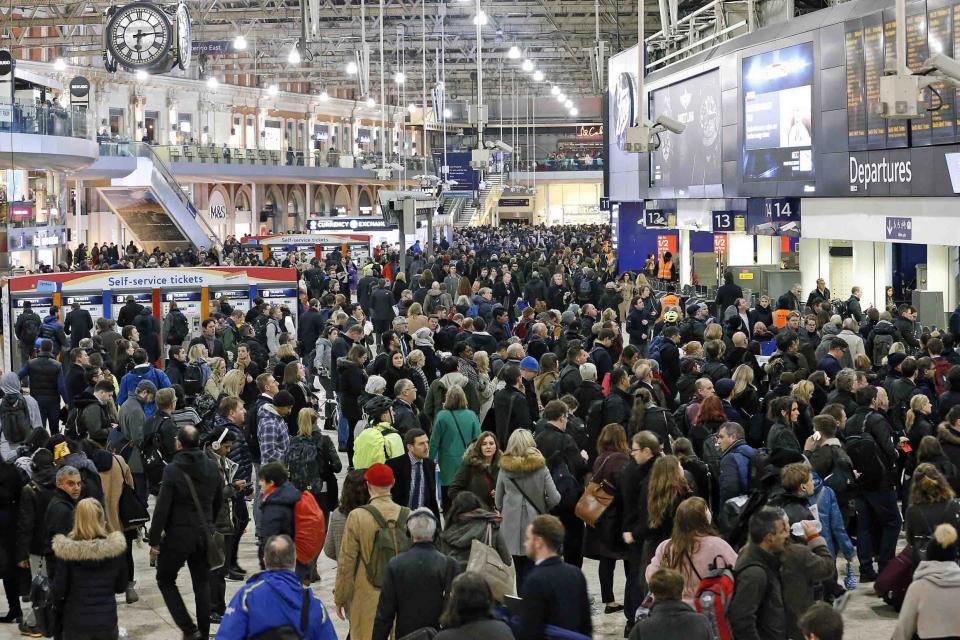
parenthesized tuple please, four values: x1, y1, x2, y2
(0, 222, 958, 640)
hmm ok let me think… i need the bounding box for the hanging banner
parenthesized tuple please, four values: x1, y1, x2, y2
(656, 234, 678, 261)
(713, 233, 728, 255)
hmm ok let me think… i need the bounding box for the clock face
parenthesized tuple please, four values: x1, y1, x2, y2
(175, 3, 192, 71)
(614, 72, 637, 151)
(107, 2, 171, 69)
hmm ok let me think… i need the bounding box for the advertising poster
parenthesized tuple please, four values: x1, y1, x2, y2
(742, 42, 815, 181)
(607, 48, 642, 202)
(650, 70, 722, 189)
(656, 234, 678, 261)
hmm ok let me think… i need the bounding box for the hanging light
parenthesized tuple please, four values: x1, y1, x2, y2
(319, 90, 330, 102)
(564, 99, 573, 108)
(267, 83, 279, 96)
(135, 70, 149, 82)
(394, 71, 406, 84)
(532, 70, 544, 82)
(366, 97, 376, 108)
(407, 103, 417, 113)
(569, 107, 578, 116)
(206, 77, 219, 89)
(233, 35, 248, 50)
(551, 85, 560, 95)
(288, 47, 301, 64)
(346, 60, 358, 75)
(507, 46, 521, 59)
(442, 107, 452, 119)
(53, 58, 66, 71)
(556, 92, 566, 103)
(473, 11, 488, 25)
(521, 59, 534, 72)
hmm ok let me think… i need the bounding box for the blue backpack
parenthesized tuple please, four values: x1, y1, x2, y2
(647, 335, 666, 364)
(467, 304, 480, 318)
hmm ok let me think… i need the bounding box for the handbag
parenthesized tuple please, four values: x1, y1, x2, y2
(874, 545, 916, 611)
(178, 466, 226, 571)
(116, 455, 150, 530)
(574, 457, 616, 527)
(467, 523, 516, 601)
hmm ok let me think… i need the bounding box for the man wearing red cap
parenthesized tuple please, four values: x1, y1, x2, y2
(334, 463, 411, 640)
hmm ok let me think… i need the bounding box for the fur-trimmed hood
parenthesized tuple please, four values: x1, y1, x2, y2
(52, 531, 126, 562)
(499, 448, 546, 474)
(939, 423, 960, 446)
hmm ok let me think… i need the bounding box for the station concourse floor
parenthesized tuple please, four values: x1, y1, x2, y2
(0, 447, 901, 640)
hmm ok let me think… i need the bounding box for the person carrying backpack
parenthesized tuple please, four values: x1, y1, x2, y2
(334, 463, 411, 640)
(844, 384, 903, 582)
(162, 302, 190, 348)
(258, 462, 328, 582)
(285, 408, 342, 515)
(14, 301, 42, 365)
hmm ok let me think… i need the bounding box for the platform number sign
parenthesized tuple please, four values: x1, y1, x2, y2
(712, 211, 734, 232)
(644, 208, 668, 228)
(765, 197, 800, 221)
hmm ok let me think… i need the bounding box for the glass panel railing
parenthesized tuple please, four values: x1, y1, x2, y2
(127, 142, 223, 249)
(142, 144, 432, 173)
(517, 157, 604, 171)
(0, 102, 94, 139)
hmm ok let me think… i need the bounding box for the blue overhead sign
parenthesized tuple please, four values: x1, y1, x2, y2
(885, 217, 912, 241)
(644, 208, 669, 228)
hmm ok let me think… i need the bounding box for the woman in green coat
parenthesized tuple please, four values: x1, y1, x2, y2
(430, 383, 481, 508)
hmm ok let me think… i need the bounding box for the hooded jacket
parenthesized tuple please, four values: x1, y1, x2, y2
(440, 510, 512, 570)
(495, 449, 560, 556)
(727, 543, 785, 640)
(52, 531, 128, 634)
(117, 363, 171, 406)
(218, 569, 338, 640)
(261, 479, 302, 542)
(892, 560, 960, 640)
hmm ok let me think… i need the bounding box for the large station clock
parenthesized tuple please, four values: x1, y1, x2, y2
(103, 1, 192, 73)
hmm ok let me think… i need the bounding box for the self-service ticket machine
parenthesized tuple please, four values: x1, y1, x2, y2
(1, 267, 300, 371)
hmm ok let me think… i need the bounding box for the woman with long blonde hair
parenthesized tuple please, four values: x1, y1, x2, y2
(220, 368, 245, 398)
(51, 498, 128, 640)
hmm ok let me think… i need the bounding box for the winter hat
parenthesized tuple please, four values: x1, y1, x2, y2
(364, 463, 396, 487)
(560, 310, 576, 326)
(715, 378, 735, 399)
(135, 379, 158, 395)
(887, 352, 908, 370)
(520, 356, 540, 373)
(1, 372, 21, 396)
(273, 390, 295, 407)
(414, 327, 435, 347)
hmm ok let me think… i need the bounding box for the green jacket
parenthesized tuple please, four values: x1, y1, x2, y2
(430, 409, 481, 486)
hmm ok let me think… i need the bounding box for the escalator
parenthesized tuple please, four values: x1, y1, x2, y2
(97, 142, 221, 251)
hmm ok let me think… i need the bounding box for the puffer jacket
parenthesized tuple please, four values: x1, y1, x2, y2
(495, 449, 560, 556)
(52, 531, 128, 635)
(719, 439, 755, 503)
(439, 510, 512, 571)
(261, 480, 301, 544)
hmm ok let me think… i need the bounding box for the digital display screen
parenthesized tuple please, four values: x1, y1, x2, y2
(742, 42, 815, 181)
(607, 49, 642, 202)
(650, 70, 722, 189)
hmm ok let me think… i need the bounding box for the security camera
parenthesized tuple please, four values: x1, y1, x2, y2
(492, 140, 513, 153)
(922, 53, 960, 84)
(652, 114, 686, 135)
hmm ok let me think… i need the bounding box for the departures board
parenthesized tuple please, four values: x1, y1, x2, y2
(845, 0, 960, 150)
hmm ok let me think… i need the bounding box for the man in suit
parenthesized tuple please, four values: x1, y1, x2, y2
(63, 301, 94, 349)
(386, 428, 441, 523)
(518, 514, 592, 640)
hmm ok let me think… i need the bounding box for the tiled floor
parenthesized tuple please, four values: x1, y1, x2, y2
(0, 451, 903, 639)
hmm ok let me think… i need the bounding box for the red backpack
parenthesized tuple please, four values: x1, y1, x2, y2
(693, 555, 736, 640)
(293, 490, 327, 565)
(932, 356, 952, 397)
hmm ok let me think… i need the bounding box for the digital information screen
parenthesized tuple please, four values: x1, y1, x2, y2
(742, 42, 815, 181)
(845, 21, 867, 150)
(650, 70, 722, 189)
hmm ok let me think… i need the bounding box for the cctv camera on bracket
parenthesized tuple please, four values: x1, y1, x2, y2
(624, 114, 687, 153)
(877, 53, 960, 119)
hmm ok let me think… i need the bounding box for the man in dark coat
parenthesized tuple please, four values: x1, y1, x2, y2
(371, 508, 459, 640)
(777, 284, 803, 312)
(63, 302, 94, 349)
(727, 507, 790, 640)
(386, 429, 441, 523)
(134, 308, 163, 364)
(19, 339, 68, 433)
(619, 431, 661, 631)
(573, 366, 605, 421)
(628, 567, 713, 640)
(149, 426, 224, 640)
(43, 466, 81, 563)
(297, 299, 325, 356)
(715, 271, 744, 313)
(517, 514, 592, 640)
(189, 319, 226, 360)
(370, 279, 396, 346)
(116, 295, 145, 329)
(493, 366, 533, 445)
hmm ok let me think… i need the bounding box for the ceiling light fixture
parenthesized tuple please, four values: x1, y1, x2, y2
(521, 59, 534, 72)
(206, 77, 219, 89)
(233, 35, 247, 50)
(569, 107, 578, 116)
(556, 92, 566, 103)
(346, 60, 358, 75)
(319, 90, 330, 102)
(532, 70, 544, 82)
(408, 103, 417, 113)
(288, 48, 301, 64)
(394, 71, 406, 84)
(135, 70, 149, 81)
(473, 11, 488, 25)
(551, 85, 560, 95)
(507, 46, 521, 59)
(442, 107, 452, 118)
(53, 58, 66, 71)
(366, 97, 376, 108)
(564, 99, 573, 108)
(267, 84, 279, 96)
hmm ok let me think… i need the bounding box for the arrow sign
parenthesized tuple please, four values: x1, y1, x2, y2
(885, 216, 912, 241)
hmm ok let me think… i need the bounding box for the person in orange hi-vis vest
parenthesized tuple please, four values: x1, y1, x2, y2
(657, 252, 678, 282)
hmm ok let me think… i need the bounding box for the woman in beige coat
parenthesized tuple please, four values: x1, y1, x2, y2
(618, 272, 636, 322)
(407, 302, 429, 334)
(93, 445, 137, 601)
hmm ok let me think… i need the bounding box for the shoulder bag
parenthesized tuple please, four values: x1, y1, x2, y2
(466, 522, 516, 602)
(574, 455, 616, 527)
(178, 466, 226, 571)
(508, 476, 545, 515)
(116, 455, 149, 530)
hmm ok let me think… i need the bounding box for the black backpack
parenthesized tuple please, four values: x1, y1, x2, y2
(166, 312, 189, 345)
(19, 313, 41, 347)
(844, 431, 887, 491)
(245, 398, 266, 461)
(548, 454, 582, 513)
(183, 362, 205, 397)
(140, 415, 173, 493)
(253, 315, 270, 348)
(0, 395, 32, 445)
(822, 447, 857, 505)
(578, 277, 592, 300)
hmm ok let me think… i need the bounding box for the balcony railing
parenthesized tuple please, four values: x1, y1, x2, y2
(517, 157, 604, 172)
(0, 102, 93, 140)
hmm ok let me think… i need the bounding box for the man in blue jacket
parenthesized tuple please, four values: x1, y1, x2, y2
(718, 421, 756, 504)
(117, 348, 172, 406)
(217, 534, 337, 640)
